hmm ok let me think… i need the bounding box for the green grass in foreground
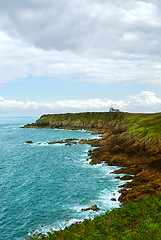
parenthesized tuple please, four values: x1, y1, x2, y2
(30, 194, 161, 240)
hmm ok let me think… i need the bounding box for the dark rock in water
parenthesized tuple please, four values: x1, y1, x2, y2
(111, 198, 117, 201)
(65, 138, 79, 142)
(66, 142, 72, 146)
(47, 141, 55, 144)
(115, 176, 121, 179)
(26, 140, 33, 144)
(47, 138, 78, 145)
(81, 204, 100, 212)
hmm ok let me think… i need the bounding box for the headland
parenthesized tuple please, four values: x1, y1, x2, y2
(24, 111, 161, 239)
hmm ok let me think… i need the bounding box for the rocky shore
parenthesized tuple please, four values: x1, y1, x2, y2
(24, 112, 161, 204)
(82, 126, 161, 203)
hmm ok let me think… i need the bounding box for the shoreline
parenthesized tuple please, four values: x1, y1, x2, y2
(26, 130, 123, 238)
(79, 127, 161, 204)
(23, 112, 161, 239)
(24, 112, 161, 204)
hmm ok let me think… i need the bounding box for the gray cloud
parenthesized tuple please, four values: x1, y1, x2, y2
(0, 31, 161, 86)
(0, 0, 161, 56)
(0, 0, 161, 86)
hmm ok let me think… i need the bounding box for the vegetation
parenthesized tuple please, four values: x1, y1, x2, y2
(30, 193, 161, 240)
(124, 113, 161, 142)
(34, 111, 161, 143)
(25, 112, 161, 239)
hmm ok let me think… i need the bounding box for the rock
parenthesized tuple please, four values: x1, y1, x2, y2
(79, 139, 93, 145)
(26, 140, 33, 144)
(48, 139, 78, 145)
(115, 176, 121, 179)
(23, 112, 161, 205)
(48, 141, 55, 144)
(66, 142, 73, 146)
(65, 138, 78, 142)
(120, 175, 133, 181)
(81, 204, 100, 212)
(110, 145, 124, 153)
(111, 198, 117, 201)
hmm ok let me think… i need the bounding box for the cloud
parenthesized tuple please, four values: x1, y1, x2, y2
(0, 91, 160, 116)
(0, 31, 161, 86)
(0, 0, 161, 55)
(0, 96, 4, 101)
(0, 1, 160, 86)
(128, 91, 161, 104)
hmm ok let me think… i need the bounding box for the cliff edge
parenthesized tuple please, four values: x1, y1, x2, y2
(24, 112, 161, 203)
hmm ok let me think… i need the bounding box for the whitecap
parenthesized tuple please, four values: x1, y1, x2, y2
(90, 134, 102, 140)
(28, 218, 85, 238)
(95, 188, 121, 210)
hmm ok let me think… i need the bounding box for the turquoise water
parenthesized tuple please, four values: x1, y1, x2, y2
(0, 118, 123, 240)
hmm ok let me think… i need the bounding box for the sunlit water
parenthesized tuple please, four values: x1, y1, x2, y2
(0, 118, 124, 240)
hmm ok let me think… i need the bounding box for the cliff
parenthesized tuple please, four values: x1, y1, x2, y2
(25, 112, 161, 240)
(24, 112, 161, 203)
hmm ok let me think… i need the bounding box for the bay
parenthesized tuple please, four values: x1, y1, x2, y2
(0, 118, 122, 240)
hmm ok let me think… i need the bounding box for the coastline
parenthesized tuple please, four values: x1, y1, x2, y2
(24, 112, 161, 239)
(25, 128, 123, 239)
(24, 112, 161, 204)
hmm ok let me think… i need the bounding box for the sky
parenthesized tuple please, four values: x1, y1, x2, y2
(0, 0, 161, 116)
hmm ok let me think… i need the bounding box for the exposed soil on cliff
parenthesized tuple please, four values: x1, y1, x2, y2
(80, 125, 161, 204)
(24, 112, 161, 204)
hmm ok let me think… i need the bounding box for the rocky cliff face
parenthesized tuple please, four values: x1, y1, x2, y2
(86, 123, 161, 203)
(24, 112, 161, 204)
(24, 112, 129, 130)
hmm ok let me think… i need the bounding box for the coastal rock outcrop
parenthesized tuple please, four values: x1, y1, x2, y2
(110, 198, 117, 201)
(47, 138, 78, 146)
(26, 140, 33, 144)
(88, 124, 161, 203)
(81, 204, 100, 212)
(23, 112, 161, 204)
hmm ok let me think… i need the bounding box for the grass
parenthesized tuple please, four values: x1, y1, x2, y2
(28, 112, 161, 239)
(29, 194, 161, 240)
(123, 113, 161, 142)
(36, 112, 161, 143)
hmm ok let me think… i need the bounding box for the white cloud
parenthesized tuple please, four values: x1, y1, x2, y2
(0, 91, 160, 116)
(122, 1, 160, 27)
(0, 96, 4, 101)
(128, 91, 161, 104)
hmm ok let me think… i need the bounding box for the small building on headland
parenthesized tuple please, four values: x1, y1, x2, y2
(109, 107, 120, 112)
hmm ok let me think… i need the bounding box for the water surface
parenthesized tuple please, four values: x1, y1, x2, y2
(0, 118, 123, 240)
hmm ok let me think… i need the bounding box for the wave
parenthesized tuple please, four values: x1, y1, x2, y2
(90, 134, 102, 139)
(29, 185, 122, 238)
(24, 142, 66, 147)
(28, 218, 84, 238)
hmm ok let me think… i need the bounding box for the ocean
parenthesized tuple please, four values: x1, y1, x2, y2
(0, 117, 124, 240)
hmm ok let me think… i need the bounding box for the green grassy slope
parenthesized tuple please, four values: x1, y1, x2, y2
(124, 113, 161, 142)
(33, 112, 161, 144)
(26, 112, 161, 239)
(30, 194, 161, 240)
